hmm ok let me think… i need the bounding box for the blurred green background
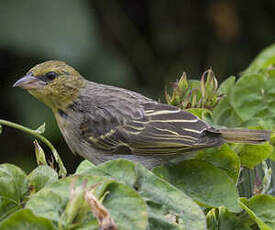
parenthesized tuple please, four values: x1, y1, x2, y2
(1, 0, 275, 173)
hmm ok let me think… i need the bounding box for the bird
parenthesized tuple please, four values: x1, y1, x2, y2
(13, 60, 270, 168)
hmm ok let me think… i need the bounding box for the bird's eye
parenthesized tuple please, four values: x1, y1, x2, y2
(45, 71, 58, 81)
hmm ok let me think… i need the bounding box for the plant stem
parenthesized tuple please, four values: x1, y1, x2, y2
(0, 119, 67, 177)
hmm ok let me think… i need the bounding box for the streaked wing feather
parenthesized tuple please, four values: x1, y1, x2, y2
(83, 102, 222, 155)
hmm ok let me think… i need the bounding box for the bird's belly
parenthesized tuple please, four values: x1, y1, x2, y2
(67, 136, 195, 169)
(77, 144, 195, 169)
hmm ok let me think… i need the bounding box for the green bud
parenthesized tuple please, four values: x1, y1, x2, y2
(261, 161, 272, 194)
(166, 70, 221, 110)
(206, 208, 217, 229)
(59, 179, 88, 229)
(34, 140, 47, 166)
(35, 122, 46, 134)
(164, 89, 172, 105)
(177, 72, 188, 91)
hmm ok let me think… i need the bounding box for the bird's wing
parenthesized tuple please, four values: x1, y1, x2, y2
(80, 101, 223, 155)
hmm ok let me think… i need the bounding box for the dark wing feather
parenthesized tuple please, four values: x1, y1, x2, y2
(122, 103, 223, 155)
(80, 101, 224, 156)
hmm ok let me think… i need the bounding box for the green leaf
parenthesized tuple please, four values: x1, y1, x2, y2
(0, 199, 20, 223)
(76, 159, 207, 230)
(259, 73, 275, 126)
(0, 164, 28, 220)
(269, 149, 275, 162)
(269, 133, 275, 162)
(217, 76, 236, 95)
(231, 73, 265, 122)
(218, 72, 275, 129)
(237, 143, 273, 169)
(153, 160, 240, 213)
(27, 166, 58, 193)
(186, 108, 211, 120)
(0, 125, 2, 135)
(146, 201, 183, 230)
(76, 159, 138, 188)
(196, 145, 240, 183)
(136, 163, 206, 230)
(212, 76, 243, 127)
(245, 43, 275, 73)
(212, 97, 243, 127)
(217, 207, 252, 230)
(0, 209, 56, 230)
(0, 164, 27, 202)
(26, 175, 148, 230)
(240, 195, 275, 230)
(74, 160, 96, 175)
(213, 72, 275, 129)
(102, 181, 148, 230)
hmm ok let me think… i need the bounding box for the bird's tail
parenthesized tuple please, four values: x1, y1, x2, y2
(219, 128, 270, 144)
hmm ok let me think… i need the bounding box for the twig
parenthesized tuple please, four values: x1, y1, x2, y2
(0, 119, 67, 177)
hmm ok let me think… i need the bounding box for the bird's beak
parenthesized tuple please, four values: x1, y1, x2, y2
(13, 73, 45, 90)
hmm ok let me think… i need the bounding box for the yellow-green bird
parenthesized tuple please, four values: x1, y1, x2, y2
(13, 60, 270, 168)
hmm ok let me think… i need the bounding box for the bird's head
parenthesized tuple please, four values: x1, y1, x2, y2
(13, 60, 86, 111)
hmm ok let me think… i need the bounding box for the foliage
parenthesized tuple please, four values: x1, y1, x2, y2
(1, 44, 275, 229)
(165, 69, 221, 110)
